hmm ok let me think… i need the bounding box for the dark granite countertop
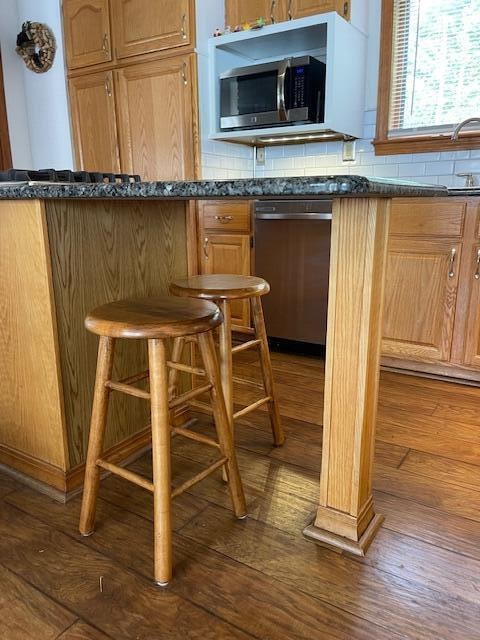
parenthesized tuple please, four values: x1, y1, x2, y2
(0, 176, 447, 200)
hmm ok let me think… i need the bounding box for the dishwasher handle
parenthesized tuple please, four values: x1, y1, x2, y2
(255, 212, 332, 220)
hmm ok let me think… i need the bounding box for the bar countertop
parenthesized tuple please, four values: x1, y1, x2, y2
(0, 175, 448, 200)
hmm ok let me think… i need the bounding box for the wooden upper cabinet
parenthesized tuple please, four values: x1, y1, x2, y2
(111, 0, 194, 59)
(225, 0, 286, 26)
(288, 0, 350, 20)
(69, 70, 121, 173)
(382, 238, 461, 363)
(63, 0, 112, 69)
(115, 54, 197, 180)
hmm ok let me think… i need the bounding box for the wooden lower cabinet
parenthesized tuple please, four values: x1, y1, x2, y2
(382, 238, 460, 362)
(382, 197, 480, 381)
(69, 70, 121, 173)
(197, 201, 252, 327)
(115, 54, 198, 180)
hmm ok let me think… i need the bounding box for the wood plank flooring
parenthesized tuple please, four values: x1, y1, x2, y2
(1, 349, 480, 639)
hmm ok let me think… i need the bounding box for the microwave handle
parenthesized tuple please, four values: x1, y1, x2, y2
(277, 58, 290, 122)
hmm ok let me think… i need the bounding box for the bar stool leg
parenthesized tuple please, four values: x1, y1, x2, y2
(79, 336, 116, 536)
(251, 297, 285, 446)
(148, 338, 173, 586)
(168, 337, 185, 400)
(198, 330, 247, 519)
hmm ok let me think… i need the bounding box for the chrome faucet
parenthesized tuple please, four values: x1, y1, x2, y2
(451, 117, 480, 141)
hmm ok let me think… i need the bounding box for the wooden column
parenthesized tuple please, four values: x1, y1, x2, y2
(303, 197, 391, 555)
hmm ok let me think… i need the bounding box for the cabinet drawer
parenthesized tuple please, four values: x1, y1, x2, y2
(199, 201, 251, 232)
(390, 199, 466, 238)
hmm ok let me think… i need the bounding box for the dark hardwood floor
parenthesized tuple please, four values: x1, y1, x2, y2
(1, 350, 480, 639)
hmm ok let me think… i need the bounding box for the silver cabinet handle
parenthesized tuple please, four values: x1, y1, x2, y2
(203, 237, 209, 259)
(270, 0, 276, 23)
(104, 75, 112, 97)
(182, 61, 188, 85)
(102, 32, 109, 52)
(181, 13, 187, 39)
(448, 247, 456, 278)
(288, 0, 293, 20)
(475, 248, 480, 280)
(214, 215, 233, 223)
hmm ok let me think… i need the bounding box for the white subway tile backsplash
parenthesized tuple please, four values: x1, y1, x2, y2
(454, 159, 480, 173)
(469, 150, 480, 159)
(373, 164, 399, 178)
(425, 161, 454, 175)
(440, 150, 470, 160)
(398, 163, 426, 177)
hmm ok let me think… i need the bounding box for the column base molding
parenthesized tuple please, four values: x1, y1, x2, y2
(303, 512, 384, 556)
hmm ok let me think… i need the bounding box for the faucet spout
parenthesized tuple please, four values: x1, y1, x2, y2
(451, 117, 480, 141)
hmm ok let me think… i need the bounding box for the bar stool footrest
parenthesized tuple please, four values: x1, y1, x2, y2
(171, 456, 228, 498)
(232, 339, 261, 354)
(233, 396, 272, 421)
(172, 425, 221, 450)
(169, 383, 213, 409)
(96, 459, 154, 492)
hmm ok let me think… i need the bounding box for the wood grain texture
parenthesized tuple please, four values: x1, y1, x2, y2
(63, 0, 112, 69)
(0, 564, 75, 640)
(312, 197, 390, 544)
(225, 0, 285, 25)
(389, 198, 466, 237)
(68, 71, 121, 173)
(198, 200, 252, 233)
(0, 200, 68, 470)
(289, 0, 350, 20)
(382, 238, 460, 362)
(45, 199, 188, 467)
(57, 621, 112, 640)
(115, 53, 198, 180)
(111, 0, 194, 59)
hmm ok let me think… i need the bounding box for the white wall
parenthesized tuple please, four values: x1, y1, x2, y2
(0, 0, 74, 169)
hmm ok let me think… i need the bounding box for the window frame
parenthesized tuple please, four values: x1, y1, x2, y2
(374, 0, 480, 155)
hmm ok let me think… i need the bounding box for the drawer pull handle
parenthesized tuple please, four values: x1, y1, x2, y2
(182, 62, 188, 86)
(102, 33, 109, 52)
(287, 0, 293, 19)
(448, 248, 456, 278)
(270, 0, 276, 23)
(104, 75, 112, 97)
(181, 13, 187, 39)
(475, 248, 480, 280)
(214, 215, 233, 223)
(203, 237, 209, 259)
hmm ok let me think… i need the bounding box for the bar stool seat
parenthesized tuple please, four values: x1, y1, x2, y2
(85, 296, 222, 338)
(170, 274, 285, 447)
(80, 295, 246, 587)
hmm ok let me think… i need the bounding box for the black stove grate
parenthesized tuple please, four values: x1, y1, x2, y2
(0, 169, 141, 183)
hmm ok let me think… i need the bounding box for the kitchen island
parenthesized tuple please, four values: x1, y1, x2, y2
(0, 175, 446, 555)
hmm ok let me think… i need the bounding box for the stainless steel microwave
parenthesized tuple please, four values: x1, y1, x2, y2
(219, 55, 326, 131)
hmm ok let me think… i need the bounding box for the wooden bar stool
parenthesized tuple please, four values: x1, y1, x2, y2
(170, 275, 285, 447)
(79, 296, 247, 586)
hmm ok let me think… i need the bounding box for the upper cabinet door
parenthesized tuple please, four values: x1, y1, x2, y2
(225, 0, 286, 26)
(69, 70, 121, 172)
(111, 0, 194, 59)
(63, 0, 112, 69)
(287, 0, 350, 20)
(115, 54, 197, 180)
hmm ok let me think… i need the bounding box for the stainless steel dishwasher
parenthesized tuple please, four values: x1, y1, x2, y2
(254, 200, 332, 345)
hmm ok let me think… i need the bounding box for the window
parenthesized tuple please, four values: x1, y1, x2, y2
(374, 0, 480, 154)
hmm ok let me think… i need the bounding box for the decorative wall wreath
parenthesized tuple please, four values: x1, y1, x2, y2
(16, 21, 56, 73)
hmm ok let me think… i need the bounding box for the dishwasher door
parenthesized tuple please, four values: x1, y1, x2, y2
(254, 201, 331, 345)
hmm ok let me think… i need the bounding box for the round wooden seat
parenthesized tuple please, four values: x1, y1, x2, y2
(85, 296, 222, 339)
(170, 274, 270, 301)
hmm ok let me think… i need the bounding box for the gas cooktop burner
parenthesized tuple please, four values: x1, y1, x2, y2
(0, 169, 141, 183)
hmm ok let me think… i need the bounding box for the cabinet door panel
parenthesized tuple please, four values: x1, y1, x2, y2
(463, 243, 480, 368)
(200, 233, 250, 326)
(225, 0, 286, 26)
(112, 0, 193, 58)
(69, 71, 120, 173)
(63, 0, 112, 69)
(288, 0, 350, 20)
(382, 239, 460, 362)
(115, 55, 197, 180)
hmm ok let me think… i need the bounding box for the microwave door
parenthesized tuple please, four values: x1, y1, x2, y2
(220, 61, 283, 130)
